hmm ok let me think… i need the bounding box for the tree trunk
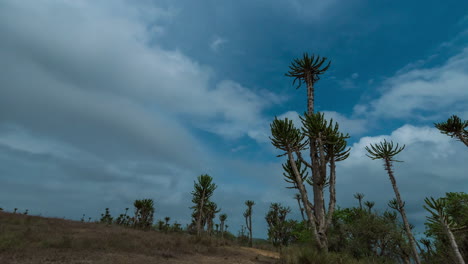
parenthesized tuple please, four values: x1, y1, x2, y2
(287, 151, 323, 249)
(445, 224, 466, 264)
(456, 132, 468, 147)
(249, 214, 253, 247)
(220, 220, 225, 238)
(304, 73, 328, 251)
(384, 159, 421, 264)
(325, 159, 337, 230)
(196, 191, 206, 236)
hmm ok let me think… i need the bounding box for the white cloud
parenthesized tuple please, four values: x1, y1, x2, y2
(0, 0, 283, 145)
(356, 47, 468, 120)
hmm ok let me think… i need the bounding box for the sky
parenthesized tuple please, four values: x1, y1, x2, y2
(0, 0, 467, 240)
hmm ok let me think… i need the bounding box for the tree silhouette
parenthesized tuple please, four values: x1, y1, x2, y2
(191, 174, 217, 236)
(244, 200, 255, 247)
(219, 213, 227, 238)
(365, 201, 375, 214)
(133, 199, 155, 230)
(434, 115, 468, 147)
(365, 140, 421, 264)
(354, 193, 365, 210)
(278, 54, 349, 252)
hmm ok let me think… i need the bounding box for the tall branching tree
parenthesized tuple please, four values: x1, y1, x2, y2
(424, 197, 466, 264)
(191, 174, 217, 236)
(271, 115, 350, 251)
(271, 53, 351, 252)
(434, 115, 468, 147)
(244, 200, 255, 247)
(365, 140, 421, 264)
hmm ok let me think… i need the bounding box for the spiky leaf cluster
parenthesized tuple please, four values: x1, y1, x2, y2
(244, 200, 255, 217)
(365, 201, 375, 211)
(191, 174, 217, 203)
(434, 115, 468, 146)
(285, 53, 331, 89)
(301, 112, 350, 161)
(270, 118, 308, 157)
(423, 197, 462, 232)
(365, 140, 405, 162)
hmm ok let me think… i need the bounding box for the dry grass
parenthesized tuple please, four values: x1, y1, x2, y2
(0, 212, 278, 264)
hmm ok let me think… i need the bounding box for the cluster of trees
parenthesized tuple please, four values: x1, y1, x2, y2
(188, 174, 232, 239)
(97, 199, 156, 230)
(268, 53, 467, 263)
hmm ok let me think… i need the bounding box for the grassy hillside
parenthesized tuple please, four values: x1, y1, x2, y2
(0, 212, 279, 264)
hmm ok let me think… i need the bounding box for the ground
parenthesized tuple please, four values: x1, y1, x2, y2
(0, 212, 279, 264)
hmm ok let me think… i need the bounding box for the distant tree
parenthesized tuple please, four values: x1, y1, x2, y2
(100, 208, 113, 225)
(265, 203, 295, 251)
(354, 193, 365, 210)
(365, 140, 421, 264)
(219, 213, 227, 238)
(244, 200, 255, 247)
(205, 201, 220, 236)
(164, 216, 171, 231)
(434, 115, 468, 147)
(157, 219, 165, 231)
(365, 201, 375, 214)
(191, 174, 217, 236)
(133, 199, 155, 230)
(115, 208, 131, 226)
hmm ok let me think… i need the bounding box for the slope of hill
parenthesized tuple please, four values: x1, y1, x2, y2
(0, 212, 279, 264)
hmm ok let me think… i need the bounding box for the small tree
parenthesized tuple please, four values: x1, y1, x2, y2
(219, 213, 227, 238)
(365, 201, 375, 214)
(244, 200, 255, 247)
(100, 208, 113, 225)
(365, 140, 421, 264)
(354, 193, 365, 210)
(191, 174, 217, 236)
(265, 203, 295, 251)
(133, 199, 155, 230)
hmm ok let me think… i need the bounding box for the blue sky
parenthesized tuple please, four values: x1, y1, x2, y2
(0, 0, 467, 239)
